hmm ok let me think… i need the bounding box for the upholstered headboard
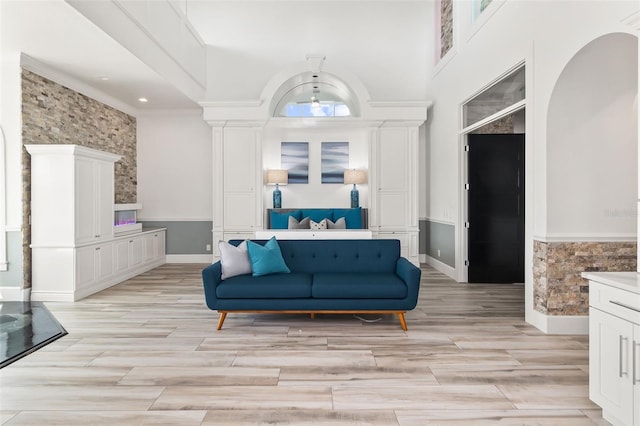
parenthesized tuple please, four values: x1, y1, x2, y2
(266, 208, 368, 229)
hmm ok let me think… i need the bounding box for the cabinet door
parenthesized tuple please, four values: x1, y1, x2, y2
(635, 325, 640, 426)
(95, 243, 113, 281)
(589, 307, 634, 425)
(143, 234, 156, 263)
(155, 232, 166, 262)
(129, 237, 143, 268)
(76, 246, 96, 287)
(75, 157, 97, 243)
(95, 160, 114, 240)
(377, 129, 410, 230)
(114, 240, 130, 273)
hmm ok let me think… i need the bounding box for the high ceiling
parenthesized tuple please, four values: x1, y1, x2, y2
(1, 0, 432, 114)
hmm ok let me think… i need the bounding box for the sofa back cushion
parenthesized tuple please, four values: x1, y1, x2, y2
(229, 239, 400, 274)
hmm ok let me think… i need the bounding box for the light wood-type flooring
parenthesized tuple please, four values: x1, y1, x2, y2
(1, 264, 607, 425)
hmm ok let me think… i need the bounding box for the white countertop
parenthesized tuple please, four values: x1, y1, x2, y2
(582, 271, 640, 294)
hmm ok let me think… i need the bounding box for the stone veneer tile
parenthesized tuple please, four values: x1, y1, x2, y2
(440, 0, 453, 58)
(21, 69, 137, 288)
(533, 240, 636, 316)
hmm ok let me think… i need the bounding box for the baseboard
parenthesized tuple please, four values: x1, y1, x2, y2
(0, 286, 31, 301)
(422, 254, 456, 280)
(166, 254, 213, 264)
(526, 309, 588, 335)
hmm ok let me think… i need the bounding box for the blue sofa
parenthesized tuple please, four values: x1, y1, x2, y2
(201, 239, 421, 330)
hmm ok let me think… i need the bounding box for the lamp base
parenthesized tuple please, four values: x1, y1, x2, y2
(273, 185, 282, 209)
(350, 185, 359, 208)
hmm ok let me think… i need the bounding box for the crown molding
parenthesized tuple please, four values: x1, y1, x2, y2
(20, 54, 139, 117)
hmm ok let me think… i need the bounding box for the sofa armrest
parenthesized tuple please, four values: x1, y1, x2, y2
(202, 262, 223, 310)
(395, 257, 422, 308)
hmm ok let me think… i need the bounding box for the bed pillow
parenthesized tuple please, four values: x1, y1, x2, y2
(288, 216, 310, 229)
(218, 240, 252, 279)
(327, 217, 346, 229)
(246, 237, 290, 277)
(310, 219, 327, 230)
(270, 210, 302, 229)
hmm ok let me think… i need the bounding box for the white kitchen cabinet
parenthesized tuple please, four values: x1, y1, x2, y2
(27, 145, 166, 301)
(583, 272, 640, 426)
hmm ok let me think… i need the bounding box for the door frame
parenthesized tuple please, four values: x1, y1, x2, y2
(457, 102, 526, 283)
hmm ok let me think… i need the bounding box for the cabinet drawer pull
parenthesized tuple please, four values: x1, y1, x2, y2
(620, 335, 629, 378)
(610, 300, 640, 313)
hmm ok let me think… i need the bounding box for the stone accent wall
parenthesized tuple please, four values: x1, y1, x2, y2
(470, 114, 515, 134)
(533, 240, 637, 315)
(440, 0, 453, 58)
(21, 69, 137, 287)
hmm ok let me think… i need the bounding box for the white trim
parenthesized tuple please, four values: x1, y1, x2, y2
(526, 309, 589, 335)
(135, 108, 202, 118)
(423, 254, 457, 280)
(166, 254, 212, 264)
(533, 234, 637, 243)
(422, 217, 456, 226)
(0, 287, 30, 302)
(460, 99, 526, 135)
(0, 126, 6, 271)
(138, 217, 212, 222)
(20, 54, 139, 117)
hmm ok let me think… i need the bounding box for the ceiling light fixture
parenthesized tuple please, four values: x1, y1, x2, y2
(97, 76, 109, 81)
(138, 97, 148, 103)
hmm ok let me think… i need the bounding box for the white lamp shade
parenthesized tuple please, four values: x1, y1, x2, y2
(344, 169, 367, 185)
(266, 169, 288, 185)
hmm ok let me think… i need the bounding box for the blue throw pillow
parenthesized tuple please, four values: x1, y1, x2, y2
(332, 208, 362, 229)
(301, 209, 334, 223)
(270, 210, 301, 229)
(246, 237, 291, 277)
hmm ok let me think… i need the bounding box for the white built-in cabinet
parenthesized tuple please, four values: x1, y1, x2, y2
(26, 144, 166, 301)
(583, 272, 640, 426)
(207, 120, 422, 265)
(210, 124, 264, 256)
(370, 125, 420, 265)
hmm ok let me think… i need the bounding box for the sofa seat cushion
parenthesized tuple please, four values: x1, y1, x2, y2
(312, 273, 408, 299)
(216, 273, 313, 299)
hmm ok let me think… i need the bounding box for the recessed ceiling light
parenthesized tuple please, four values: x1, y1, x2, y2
(97, 75, 109, 81)
(138, 97, 148, 103)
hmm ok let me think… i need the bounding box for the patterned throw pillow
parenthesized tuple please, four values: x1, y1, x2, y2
(310, 219, 327, 230)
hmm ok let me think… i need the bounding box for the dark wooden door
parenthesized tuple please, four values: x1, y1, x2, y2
(468, 134, 525, 283)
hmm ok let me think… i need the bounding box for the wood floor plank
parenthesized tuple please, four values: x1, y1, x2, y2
(0, 263, 604, 424)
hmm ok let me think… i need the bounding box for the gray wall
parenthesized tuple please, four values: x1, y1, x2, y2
(420, 219, 455, 267)
(142, 221, 213, 255)
(0, 231, 24, 287)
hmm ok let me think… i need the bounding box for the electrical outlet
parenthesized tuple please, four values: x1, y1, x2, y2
(206, 244, 212, 252)
(437, 249, 441, 257)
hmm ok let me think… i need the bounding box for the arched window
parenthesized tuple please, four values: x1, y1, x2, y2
(271, 72, 359, 118)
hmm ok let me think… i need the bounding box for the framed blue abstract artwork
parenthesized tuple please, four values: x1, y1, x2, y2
(321, 142, 349, 184)
(281, 142, 309, 184)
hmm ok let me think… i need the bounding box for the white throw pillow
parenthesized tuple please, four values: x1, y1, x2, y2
(310, 218, 327, 230)
(218, 240, 252, 279)
(327, 217, 346, 229)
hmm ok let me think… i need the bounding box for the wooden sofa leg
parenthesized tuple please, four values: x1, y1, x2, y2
(217, 312, 227, 330)
(397, 312, 408, 331)
(310, 313, 316, 320)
